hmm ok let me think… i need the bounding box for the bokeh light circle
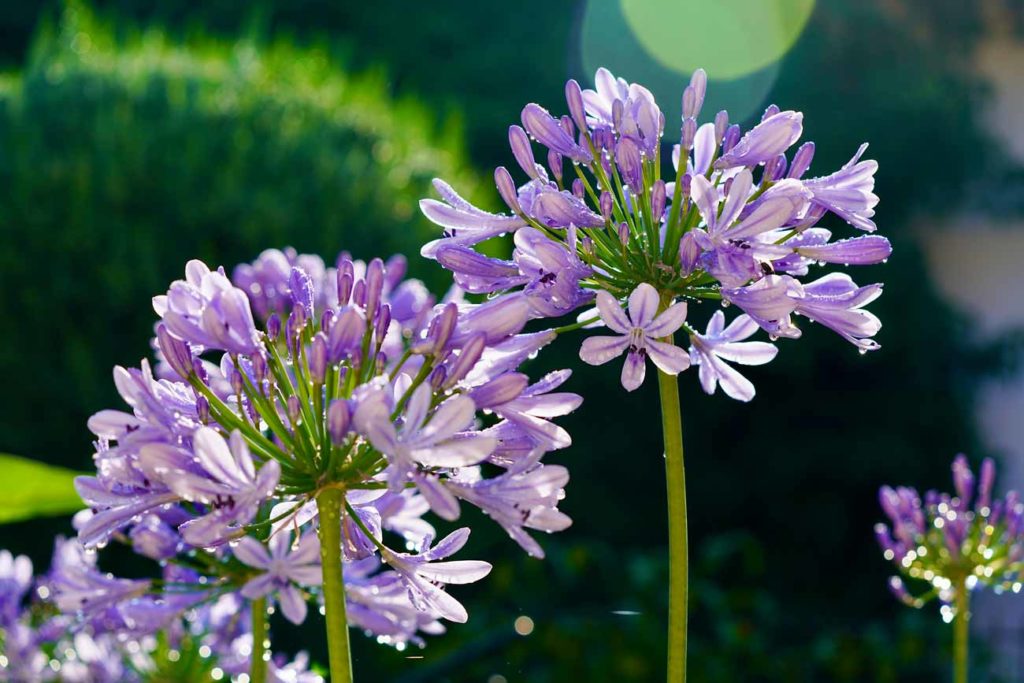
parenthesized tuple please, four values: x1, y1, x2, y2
(619, 0, 816, 80)
(580, 0, 787, 124)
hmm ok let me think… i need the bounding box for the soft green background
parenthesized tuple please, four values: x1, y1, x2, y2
(0, 1, 1021, 681)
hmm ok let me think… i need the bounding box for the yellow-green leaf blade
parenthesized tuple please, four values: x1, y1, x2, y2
(0, 453, 88, 524)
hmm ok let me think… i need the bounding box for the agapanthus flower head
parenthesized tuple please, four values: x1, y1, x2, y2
(420, 66, 890, 398)
(71, 245, 580, 650)
(876, 455, 1024, 621)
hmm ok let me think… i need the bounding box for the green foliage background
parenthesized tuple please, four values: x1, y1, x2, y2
(0, 1, 1019, 681)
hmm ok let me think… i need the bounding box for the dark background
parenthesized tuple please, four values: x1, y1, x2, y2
(1, 1, 1023, 680)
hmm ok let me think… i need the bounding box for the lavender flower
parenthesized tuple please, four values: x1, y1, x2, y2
(579, 283, 690, 391)
(379, 529, 491, 623)
(234, 531, 323, 625)
(420, 66, 890, 398)
(688, 311, 778, 402)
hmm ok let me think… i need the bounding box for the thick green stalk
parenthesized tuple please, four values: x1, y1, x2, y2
(250, 596, 268, 683)
(954, 580, 970, 683)
(316, 488, 354, 683)
(657, 367, 688, 682)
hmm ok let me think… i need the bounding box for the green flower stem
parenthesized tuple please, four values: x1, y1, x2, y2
(954, 579, 970, 683)
(250, 596, 268, 683)
(316, 488, 354, 683)
(657, 365, 688, 682)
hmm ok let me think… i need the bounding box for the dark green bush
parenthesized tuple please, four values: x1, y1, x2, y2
(0, 4, 481, 464)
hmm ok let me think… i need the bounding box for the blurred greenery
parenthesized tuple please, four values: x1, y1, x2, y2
(0, 453, 86, 523)
(0, 1, 1020, 681)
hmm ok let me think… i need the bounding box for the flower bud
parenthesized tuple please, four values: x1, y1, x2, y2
(337, 267, 354, 306)
(328, 307, 367, 362)
(763, 153, 787, 183)
(651, 179, 667, 220)
(266, 313, 282, 341)
(722, 124, 741, 154)
(429, 366, 447, 391)
(494, 166, 521, 213)
(157, 324, 193, 380)
(548, 149, 563, 183)
(787, 141, 816, 179)
(618, 222, 630, 246)
(571, 178, 584, 199)
(196, 395, 210, 424)
(762, 103, 780, 121)
(508, 124, 539, 179)
(327, 400, 350, 444)
(309, 333, 328, 384)
(230, 365, 244, 397)
(615, 136, 643, 191)
(565, 79, 587, 132)
(365, 258, 385, 321)
(443, 333, 486, 388)
(289, 267, 314, 317)
(251, 351, 268, 387)
(679, 231, 700, 276)
(560, 114, 575, 137)
(351, 279, 366, 308)
(321, 309, 335, 333)
(680, 117, 697, 151)
(952, 455, 974, 508)
(375, 304, 392, 340)
(287, 395, 302, 425)
(682, 68, 707, 119)
(600, 191, 614, 223)
(714, 110, 729, 144)
(978, 458, 996, 512)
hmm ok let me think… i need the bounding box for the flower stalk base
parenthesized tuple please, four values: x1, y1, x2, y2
(250, 596, 268, 683)
(317, 488, 354, 683)
(954, 580, 969, 683)
(657, 367, 688, 682)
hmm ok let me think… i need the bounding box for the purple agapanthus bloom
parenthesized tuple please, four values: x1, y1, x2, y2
(688, 311, 778, 402)
(71, 242, 583, 669)
(446, 453, 571, 558)
(579, 283, 690, 391)
(139, 428, 280, 547)
(419, 65, 889, 401)
(354, 383, 496, 497)
(0, 550, 32, 626)
(153, 260, 262, 355)
(876, 455, 1024, 613)
(234, 531, 322, 625)
(379, 528, 491, 624)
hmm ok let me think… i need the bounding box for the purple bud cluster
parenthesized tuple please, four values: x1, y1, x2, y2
(876, 455, 1024, 619)
(420, 67, 890, 399)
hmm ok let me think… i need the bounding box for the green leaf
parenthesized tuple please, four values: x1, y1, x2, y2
(0, 453, 87, 524)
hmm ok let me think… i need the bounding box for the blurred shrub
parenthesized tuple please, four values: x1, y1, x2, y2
(0, 3, 481, 464)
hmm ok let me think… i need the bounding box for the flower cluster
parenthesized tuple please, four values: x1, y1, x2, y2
(67, 246, 579, 653)
(421, 67, 890, 399)
(0, 542, 320, 682)
(876, 455, 1024, 620)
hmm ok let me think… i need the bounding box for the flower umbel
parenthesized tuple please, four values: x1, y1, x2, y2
(876, 454, 1024, 616)
(420, 66, 891, 397)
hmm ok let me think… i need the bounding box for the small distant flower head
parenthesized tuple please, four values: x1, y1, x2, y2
(876, 455, 1024, 621)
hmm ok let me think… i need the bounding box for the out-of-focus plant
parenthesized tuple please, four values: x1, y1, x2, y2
(0, 1, 483, 469)
(877, 455, 1024, 683)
